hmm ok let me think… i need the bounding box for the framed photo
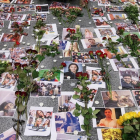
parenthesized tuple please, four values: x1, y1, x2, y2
(86, 66, 106, 88)
(106, 6, 124, 12)
(90, 7, 104, 17)
(0, 20, 4, 28)
(119, 68, 140, 89)
(0, 91, 16, 117)
(93, 17, 111, 28)
(1, 4, 15, 13)
(31, 81, 61, 97)
(0, 50, 10, 59)
(63, 41, 80, 57)
(8, 21, 30, 29)
(35, 4, 49, 13)
(58, 91, 75, 113)
(0, 0, 15, 3)
(17, 5, 35, 12)
(24, 106, 53, 136)
(0, 128, 22, 140)
(0, 13, 9, 20)
(80, 27, 97, 39)
(26, 13, 47, 21)
(131, 90, 140, 107)
(101, 46, 127, 59)
(70, 85, 98, 107)
(110, 57, 139, 71)
(92, 107, 125, 128)
(114, 22, 138, 31)
(72, 52, 98, 64)
(97, 128, 123, 140)
(101, 90, 136, 108)
(50, 2, 70, 9)
(107, 14, 127, 20)
(94, 28, 119, 41)
(64, 61, 83, 79)
(15, 0, 32, 4)
(8, 14, 26, 21)
(98, 0, 110, 6)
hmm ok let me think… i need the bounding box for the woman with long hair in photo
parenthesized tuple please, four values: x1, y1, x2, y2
(43, 119, 50, 128)
(85, 29, 93, 39)
(36, 110, 45, 118)
(34, 118, 43, 127)
(57, 112, 81, 132)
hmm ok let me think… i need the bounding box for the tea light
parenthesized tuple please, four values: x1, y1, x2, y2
(31, 34, 34, 37)
(106, 62, 110, 65)
(4, 44, 7, 47)
(53, 17, 56, 19)
(0, 29, 2, 32)
(27, 43, 30, 46)
(10, 30, 13, 33)
(128, 51, 131, 54)
(2, 48, 5, 50)
(40, 65, 44, 68)
(59, 56, 63, 58)
(82, 64, 85, 67)
(59, 22, 61, 25)
(22, 42, 25, 45)
(95, 100, 99, 104)
(70, 83, 76, 86)
(39, 102, 44, 107)
(93, 5, 95, 7)
(42, 40, 45, 43)
(53, 60, 57, 62)
(67, 76, 71, 79)
(118, 86, 122, 90)
(48, 12, 50, 15)
(74, 131, 78, 135)
(51, 95, 55, 100)
(79, 19, 81, 22)
(126, 19, 129, 21)
(89, 22, 92, 24)
(110, 22, 112, 24)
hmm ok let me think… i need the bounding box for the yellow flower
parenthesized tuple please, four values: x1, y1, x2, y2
(117, 116, 124, 125)
(137, 112, 140, 117)
(123, 113, 133, 121)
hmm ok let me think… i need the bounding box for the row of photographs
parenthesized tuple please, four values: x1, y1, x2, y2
(1, 89, 140, 118)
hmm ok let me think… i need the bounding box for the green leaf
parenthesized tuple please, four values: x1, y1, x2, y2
(82, 109, 88, 115)
(72, 94, 80, 99)
(88, 107, 92, 114)
(73, 88, 81, 93)
(136, 136, 140, 140)
(87, 133, 91, 136)
(124, 126, 134, 133)
(73, 109, 81, 117)
(85, 114, 90, 119)
(76, 103, 80, 110)
(116, 54, 121, 61)
(36, 55, 45, 62)
(92, 114, 97, 118)
(32, 70, 39, 79)
(84, 118, 89, 125)
(93, 109, 100, 115)
(81, 125, 85, 130)
(19, 72, 27, 79)
(133, 119, 139, 130)
(138, 132, 140, 136)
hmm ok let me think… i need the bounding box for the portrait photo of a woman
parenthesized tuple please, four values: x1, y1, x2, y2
(64, 61, 83, 79)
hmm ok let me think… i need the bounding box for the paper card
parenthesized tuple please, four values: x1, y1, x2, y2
(24, 106, 53, 136)
(8, 14, 26, 21)
(31, 81, 61, 97)
(105, 6, 124, 12)
(107, 14, 127, 20)
(90, 7, 104, 17)
(63, 41, 80, 57)
(8, 20, 30, 29)
(0, 50, 10, 59)
(72, 52, 98, 64)
(70, 85, 98, 107)
(94, 28, 119, 41)
(80, 27, 97, 39)
(114, 22, 138, 31)
(35, 4, 49, 13)
(0, 127, 22, 140)
(93, 17, 111, 28)
(0, 91, 16, 117)
(110, 57, 139, 71)
(0, 0, 15, 3)
(131, 90, 140, 108)
(81, 38, 104, 49)
(121, 0, 136, 3)
(101, 90, 136, 108)
(52, 112, 84, 134)
(36, 69, 64, 84)
(50, 2, 70, 9)
(0, 13, 9, 20)
(92, 107, 125, 128)
(0, 33, 23, 42)
(26, 13, 47, 21)
(16, 5, 35, 12)
(98, 0, 110, 6)
(1, 4, 15, 13)
(58, 91, 75, 113)
(0, 20, 4, 27)
(86, 66, 106, 88)
(119, 68, 140, 89)
(97, 128, 123, 140)
(64, 61, 83, 79)
(15, 0, 32, 4)
(101, 46, 127, 59)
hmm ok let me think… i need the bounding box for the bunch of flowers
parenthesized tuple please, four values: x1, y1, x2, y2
(117, 111, 140, 140)
(117, 27, 125, 35)
(36, 6, 41, 11)
(69, 6, 82, 12)
(101, 129, 122, 140)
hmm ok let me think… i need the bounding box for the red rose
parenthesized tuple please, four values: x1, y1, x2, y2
(82, 73, 89, 79)
(76, 72, 83, 78)
(31, 61, 38, 66)
(15, 91, 21, 96)
(108, 38, 112, 41)
(36, 6, 41, 10)
(61, 62, 66, 67)
(89, 51, 93, 55)
(96, 50, 103, 56)
(31, 50, 38, 54)
(26, 49, 32, 54)
(10, 7, 15, 12)
(22, 64, 28, 68)
(103, 53, 107, 58)
(102, 37, 107, 40)
(16, 41, 20, 45)
(94, 10, 99, 14)
(99, 54, 104, 59)
(20, 92, 27, 97)
(14, 63, 21, 67)
(118, 27, 125, 31)
(67, 28, 71, 32)
(70, 29, 75, 34)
